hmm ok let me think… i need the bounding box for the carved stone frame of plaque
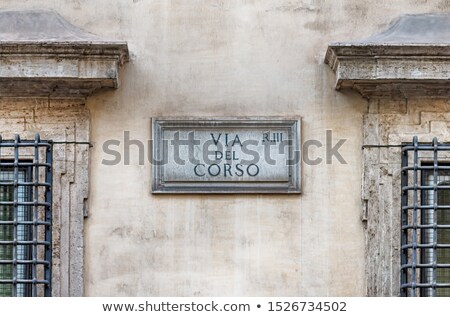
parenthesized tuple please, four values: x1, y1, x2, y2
(152, 117, 301, 194)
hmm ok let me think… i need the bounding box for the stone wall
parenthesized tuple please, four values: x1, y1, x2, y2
(363, 99, 450, 296)
(0, 98, 90, 296)
(0, 0, 449, 296)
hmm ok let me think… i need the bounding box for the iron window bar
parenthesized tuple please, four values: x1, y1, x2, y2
(0, 134, 52, 297)
(401, 136, 450, 297)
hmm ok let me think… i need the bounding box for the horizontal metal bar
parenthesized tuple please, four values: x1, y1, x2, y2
(0, 142, 51, 148)
(0, 260, 49, 265)
(402, 144, 450, 151)
(401, 283, 450, 288)
(0, 201, 51, 207)
(0, 162, 51, 168)
(0, 142, 90, 147)
(402, 243, 450, 249)
(402, 224, 450, 229)
(0, 221, 51, 226)
(363, 143, 450, 150)
(0, 280, 49, 285)
(402, 166, 450, 172)
(403, 185, 450, 191)
(402, 205, 450, 210)
(362, 144, 403, 149)
(52, 141, 92, 147)
(0, 139, 90, 146)
(0, 240, 50, 246)
(401, 263, 450, 269)
(0, 181, 51, 187)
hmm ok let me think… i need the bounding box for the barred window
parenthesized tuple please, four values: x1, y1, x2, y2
(0, 135, 52, 297)
(422, 171, 450, 296)
(401, 137, 450, 297)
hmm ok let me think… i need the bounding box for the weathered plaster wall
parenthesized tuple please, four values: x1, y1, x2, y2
(1, 0, 449, 296)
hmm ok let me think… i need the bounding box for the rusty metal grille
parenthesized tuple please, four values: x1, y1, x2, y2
(0, 134, 52, 297)
(401, 137, 450, 297)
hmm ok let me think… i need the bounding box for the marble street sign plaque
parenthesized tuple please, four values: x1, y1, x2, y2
(152, 118, 301, 193)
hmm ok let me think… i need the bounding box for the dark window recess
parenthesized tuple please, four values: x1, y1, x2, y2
(0, 134, 52, 297)
(401, 137, 450, 297)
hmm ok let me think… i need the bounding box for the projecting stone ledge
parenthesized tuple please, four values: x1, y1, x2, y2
(325, 14, 450, 99)
(0, 10, 129, 98)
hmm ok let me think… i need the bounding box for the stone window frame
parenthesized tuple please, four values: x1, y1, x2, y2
(325, 13, 450, 296)
(0, 10, 128, 296)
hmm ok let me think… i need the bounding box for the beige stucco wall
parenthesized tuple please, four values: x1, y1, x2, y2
(1, 0, 449, 296)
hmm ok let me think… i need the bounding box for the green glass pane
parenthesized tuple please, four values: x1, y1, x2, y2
(437, 186, 450, 297)
(0, 184, 13, 297)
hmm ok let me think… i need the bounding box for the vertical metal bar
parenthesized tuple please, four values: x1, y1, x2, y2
(44, 140, 52, 297)
(32, 134, 39, 297)
(12, 135, 19, 297)
(419, 158, 426, 297)
(411, 136, 419, 297)
(432, 137, 438, 297)
(401, 142, 409, 297)
(1, 135, 53, 297)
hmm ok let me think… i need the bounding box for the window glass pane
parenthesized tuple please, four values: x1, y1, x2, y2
(437, 185, 450, 296)
(0, 181, 13, 297)
(401, 139, 450, 297)
(0, 136, 53, 297)
(423, 173, 450, 297)
(0, 170, 32, 297)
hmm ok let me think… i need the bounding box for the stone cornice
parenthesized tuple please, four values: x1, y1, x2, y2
(0, 10, 129, 98)
(325, 14, 450, 99)
(0, 42, 128, 63)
